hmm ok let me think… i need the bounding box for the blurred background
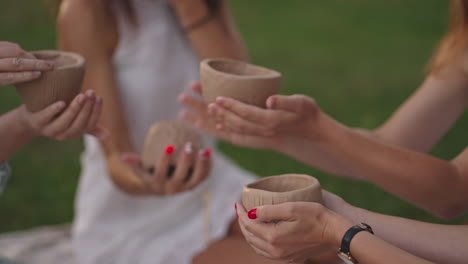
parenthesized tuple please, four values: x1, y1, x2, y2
(1, 0, 466, 233)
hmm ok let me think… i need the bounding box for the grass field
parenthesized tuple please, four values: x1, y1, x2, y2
(1, 0, 466, 233)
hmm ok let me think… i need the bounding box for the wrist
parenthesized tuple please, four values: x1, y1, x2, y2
(12, 106, 38, 141)
(323, 212, 354, 248)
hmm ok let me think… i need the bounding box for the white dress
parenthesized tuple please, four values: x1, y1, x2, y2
(73, 0, 255, 263)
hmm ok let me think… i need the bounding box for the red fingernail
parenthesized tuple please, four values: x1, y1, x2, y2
(165, 145, 174, 155)
(203, 148, 212, 158)
(248, 208, 257, 219)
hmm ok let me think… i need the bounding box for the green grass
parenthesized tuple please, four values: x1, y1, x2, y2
(0, 0, 466, 232)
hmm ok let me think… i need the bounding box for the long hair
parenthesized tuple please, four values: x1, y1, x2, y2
(430, 0, 468, 74)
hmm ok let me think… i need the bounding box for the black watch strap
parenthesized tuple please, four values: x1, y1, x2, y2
(340, 223, 374, 255)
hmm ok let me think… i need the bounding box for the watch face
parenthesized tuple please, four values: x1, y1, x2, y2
(338, 253, 356, 264)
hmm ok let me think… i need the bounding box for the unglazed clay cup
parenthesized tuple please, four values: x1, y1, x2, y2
(242, 174, 323, 211)
(200, 58, 281, 108)
(141, 120, 204, 172)
(15, 50, 85, 112)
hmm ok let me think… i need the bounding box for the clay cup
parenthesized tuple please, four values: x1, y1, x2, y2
(15, 50, 85, 112)
(141, 120, 204, 172)
(242, 174, 323, 211)
(200, 58, 281, 108)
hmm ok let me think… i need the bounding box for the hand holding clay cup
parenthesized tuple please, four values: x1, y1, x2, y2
(139, 120, 213, 194)
(15, 50, 85, 112)
(200, 58, 281, 108)
(0, 42, 55, 86)
(242, 174, 323, 211)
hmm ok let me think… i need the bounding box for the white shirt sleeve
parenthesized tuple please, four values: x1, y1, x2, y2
(0, 161, 11, 195)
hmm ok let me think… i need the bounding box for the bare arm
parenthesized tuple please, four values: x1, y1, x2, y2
(171, 0, 248, 61)
(324, 191, 468, 264)
(206, 60, 468, 217)
(236, 202, 434, 264)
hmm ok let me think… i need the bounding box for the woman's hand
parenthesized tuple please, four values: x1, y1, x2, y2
(178, 82, 285, 150)
(110, 143, 213, 195)
(209, 93, 334, 141)
(19, 90, 107, 140)
(0, 41, 55, 86)
(236, 202, 352, 263)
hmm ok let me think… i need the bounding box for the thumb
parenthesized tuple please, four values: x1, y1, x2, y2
(266, 94, 315, 113)
(254, 203, 297, 222)
(120, 153, 142, 168)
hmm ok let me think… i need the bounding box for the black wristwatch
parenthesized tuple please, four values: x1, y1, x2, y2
(338, 223, 374, 264)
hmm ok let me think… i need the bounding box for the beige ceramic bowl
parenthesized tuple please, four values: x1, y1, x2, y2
(15, 50, 85, 112)
(141, 120, 204, 171)
(200, 58, 281, 108)
(242, 174, 323, 211)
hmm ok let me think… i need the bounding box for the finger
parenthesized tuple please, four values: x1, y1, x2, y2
(266, 94, 315, 113)
(0, 41, 18, 47)
(189, 81, 202, 95)
(0, 58, 54, 72)
(184, 148, 212, 190)
(237, 203, 276, 242)
(179, 109, 216, 134)
(27, 101, 66, 129)
(217, 96, 298, 130)
(215, 96, 271, 124)
(85, 95, 103, 133)
(208, 103, 275, 136)
(166, 142, 195, 194)
(0, 71, 42, 86)
(41, 94, 85, 138)
(0, 45, 26, 58)
(152, 145, 174, 193)
(55, 95, 94, 140)
(255, 203, 298, 222)
(121, 152, 142, 167)
(178, 93, 207, 114)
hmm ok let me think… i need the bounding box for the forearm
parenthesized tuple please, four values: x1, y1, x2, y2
(350, 232, 433, 264)
(0, 107, 36, 162)
(172, 0, 248, 61)
(326, 210, 434, 264)
(318, 118, 466, 218)
(325, 191, 467, 264)
(81, 60, 134, 155)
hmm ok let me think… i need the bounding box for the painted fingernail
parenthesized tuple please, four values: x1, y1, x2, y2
(77, 94, 85, 105)
(165, 145, 174, 155)
(248, 208, 257, 219)
(203, 148, 211, 158)
(185, 142, 193, 154)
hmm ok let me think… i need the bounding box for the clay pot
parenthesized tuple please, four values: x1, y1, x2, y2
(242, 174, 323, 211)
(200, 58, 281, 108)
(15, 50, 85, 112)
(141, 120, 204, 172)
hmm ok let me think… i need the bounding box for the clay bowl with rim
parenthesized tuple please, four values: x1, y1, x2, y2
(15, 50, 85, 112)
(242, 174, 323, 211)
(200, 58, 281, 108)
(141, 120, 204, 174)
